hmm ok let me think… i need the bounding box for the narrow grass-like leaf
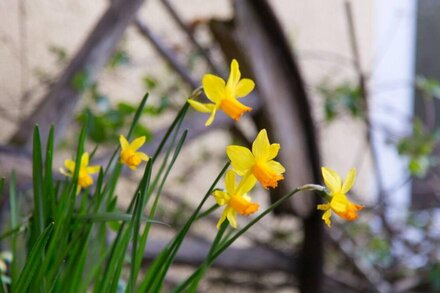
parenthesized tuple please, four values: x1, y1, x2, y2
(187, 221, 228, 291)
(195, 204, 219, 221)
(129, 130, 188, 292)
(75, 212, 166, 225)
(43, 125, 55, 222)
(151, 102, 189, 162)
(103, 92, 149, 178)
(96, 161, 153, 293)
(31, 125, 45, 239)
(8, 175, 21, 288)
(15, 223, 54, 293)
(140, 162, 230, 292)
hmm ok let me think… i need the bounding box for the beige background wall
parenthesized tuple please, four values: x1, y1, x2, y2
(0, 0, 375, 200)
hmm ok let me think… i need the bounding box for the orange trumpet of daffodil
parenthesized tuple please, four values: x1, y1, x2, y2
(188, 59, 255, 126)
(213, 170, 259, 229)
(119, 135, 149, 170)
(317, 167, 364, 227)
(60, 152, 100, 194)
(226, 129, 285, 189)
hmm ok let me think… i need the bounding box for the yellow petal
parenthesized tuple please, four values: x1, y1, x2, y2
(136, 152, 149, 161)
(226, 145, 255, 175)
(205, 107, 218, 126)
(252, 129, 270, 160)
(322, 209, 332, 227)
(213, 190, 229, 206)
(64, 160, 75, 173)
(266, 143, 280, 161)
(330, 193, 350, 214)
(266, 160, 286, 174)
(130, 136, 146, 151)
(119, 135, 129, 150)
(59, 167, 70, 177)
(202, 74, 225, 103)
(81, 153, 89, 168)
(236, 174, 257, 196)
(321, 167, 341, 193)
(86, 166, 100, 174)
(235, 78, 255, 98)
(226, 207, 238, 229)
(341, 168, 356, 194)
(216, 208, 228, 229)
(225, 170, 237, 195)
(317, 203, 330, 211)
(187, 99, 215, 113)
(226, 59, 241, 90)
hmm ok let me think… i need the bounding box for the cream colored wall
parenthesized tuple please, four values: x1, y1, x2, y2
(0, 0, 374, 200)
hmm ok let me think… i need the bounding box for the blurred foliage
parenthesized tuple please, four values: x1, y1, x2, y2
(429, 263, 440, 291)
(416, 76, 440, 100)
(108, 48, 130, 69)
(318, 82, 364, 122)
(48, 45, 69, 66)
(396, 119, 440, 177)
(366, 237, 392, 268)
(73, 46, 176, 144)
(75, 83, 173, 144)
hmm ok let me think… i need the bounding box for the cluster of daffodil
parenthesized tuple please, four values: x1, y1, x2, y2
(188, 59, 363, 228)
(59, 135, 149, 194)
(60, 58, 363, 229)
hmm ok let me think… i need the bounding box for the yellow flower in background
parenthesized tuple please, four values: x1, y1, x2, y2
(119, 135, 149, 170)
(226, 129, 285, 189)
(317, 167, 363, 227)
(188, 59, 255, 126)
(60, 152, 100, 194)
(213, 170, 259, 229)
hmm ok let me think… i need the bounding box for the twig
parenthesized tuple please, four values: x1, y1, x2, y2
(344, 0, 395, 237)
(159, 0, 222, 75)
(134, 19, 198, 89)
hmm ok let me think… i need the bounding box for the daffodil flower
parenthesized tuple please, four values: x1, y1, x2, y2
(188, 59, 255, 126)
(60, 152, 100, 194)
(226, 129, 285, 189)
(213, 170, 259, 229)
(317, 167, 364, 227)
(119, 135, 149, 170)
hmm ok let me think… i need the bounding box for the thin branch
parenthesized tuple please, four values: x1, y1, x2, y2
(344, 1, 395, 236)
(134, 18, 198, 89)
(159, 0, 222, 75)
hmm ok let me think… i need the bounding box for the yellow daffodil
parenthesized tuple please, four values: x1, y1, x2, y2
(119, 135, 149, 170)
(317, 167, 364, 227)
(226, 129, 285, 189)
(213, 170, 259, 229)
(188, 59, 255, 126)
(60, 152, 100, 194)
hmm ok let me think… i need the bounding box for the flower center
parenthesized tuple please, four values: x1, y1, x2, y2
(220, 97, 252, 121)
(229, 195, 259, 216)
(121, 150, 142, 168)
(330, 193, 363, 221)
(78, 169, 93, 188)
(251, 162, 284, 189)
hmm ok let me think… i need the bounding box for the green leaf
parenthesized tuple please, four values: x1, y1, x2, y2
(142, 76, 157, 90)
(15, 223, 54, 293)
(72, 71, 91, 92)
(75, 212, 167, 225)
(31, 126, 45, 241)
